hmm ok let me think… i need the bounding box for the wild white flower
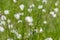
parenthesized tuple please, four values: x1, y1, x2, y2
(16, 34, 22, 39)
(13, 0, 17, 3)
(7, 38, 13, 40)
(54, 8, 58, 12)
(39, 27, 43, 33)
(38, 5, 43, 9)
(42, 9, 46, 12)
(45, 37, 53, 40)
(18, 20, 22, 23)
(52, 14, 56, 18)
(55, 1, 59, 6)
(14, 13, 20, 20)
(0, 26, 4, 32)
(25, 16, 33, 23)
(1, 15, 6, 20)
(50, 11, 56, 18)
(19, 4, 24, 10)
(4, 10, 9, 14)
(43, 21, 47, 24)
(50, 11, 55, 15)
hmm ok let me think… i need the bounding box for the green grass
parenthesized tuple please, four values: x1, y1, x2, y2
(0, 0, 60, 40)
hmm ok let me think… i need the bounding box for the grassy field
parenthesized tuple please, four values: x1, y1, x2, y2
(0, 0, 60, 40)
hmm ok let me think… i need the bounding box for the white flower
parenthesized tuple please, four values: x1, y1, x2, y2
(38, 5, 43, 9)
(14, 13, 20, 20)
(45, 37, 53, 40)
(4, 10, 9, 14)
(55, 1, 59, 6)
(7, 38, 13, 40)
(13, 0, 17, 3)
(19, 4, 24, 10)
(1, 15, 6, 20)
(16, 34, 22, 39)
(42, 9, 46, 12)
(0, 26, 4, 32)
(39, 27, 43, 33)
(25, 16, 33, 23)
(18, 20, 22, 23)
(52, 14, 56, 18)
(43, 21, 47, 24)
(54, 8, 58, 12)
(50, 11, 55, 15)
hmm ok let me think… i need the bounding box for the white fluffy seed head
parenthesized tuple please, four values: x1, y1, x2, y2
(52, 14, 56, 18)
(19, 4, 24, 10)
(43, 21, 47, 24)
(18, 20, 22, 23)
(50, 11, 56, 18)
(7, 38, 13, 40)
(14, 13, 20, 20)
(42, 9, 46, 12)
(13, 0, 17, 3)
(45, 37, 53, 40)
(39, 27, 43, 33)
(0, 26, 4, 32)
(38, 5, 43, 9)
(16, 34, 22, 39)
(55, 1, 59, 6)
(1, 15, 6, 20)
(54, 8, 58, 12)
(4, 10, 9, 14)
(50, 11, 55, 15)
(25, 16, 33, 23)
